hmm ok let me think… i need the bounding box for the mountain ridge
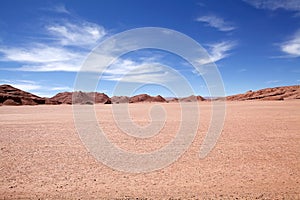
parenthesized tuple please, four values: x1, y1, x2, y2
(0, 84, 299, 106)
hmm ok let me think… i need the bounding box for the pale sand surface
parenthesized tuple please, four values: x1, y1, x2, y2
(0, 101, 299, 199)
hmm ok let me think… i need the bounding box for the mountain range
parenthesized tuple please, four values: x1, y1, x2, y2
(0, 84, 299, 106)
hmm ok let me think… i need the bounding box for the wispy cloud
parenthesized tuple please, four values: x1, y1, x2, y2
(280, 30, 300, 57)
(0, 79, 41, 91)
(196, 41, 236, 65)
(42, 4, 71, 14)
(0, 44, 81, 63)
(47, 21, 106, 47)
(196, 15, 236, 32)
(266, 80, 280, 84)
(0, 19, 103, 72)
(17, 62, 81, 72)
(50, 86, 72, 91)
(103, 59, 178, 84)
(52, 4, 70, 14)
(0, 79, 73, 97)
(0, 44, 180, 84)
(244, 0, 300, 15)
(0, 43, 85, 72)
(238, 68, 247, 73)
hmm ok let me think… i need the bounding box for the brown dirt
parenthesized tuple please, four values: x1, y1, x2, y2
(0, 101, 299, 199)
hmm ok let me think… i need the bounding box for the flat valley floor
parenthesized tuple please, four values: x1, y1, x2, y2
(0, 101, 299, 199)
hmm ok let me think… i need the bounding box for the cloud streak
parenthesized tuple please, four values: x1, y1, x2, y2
(280, 30, 300, 57)
(0, 79, 42, 92)
(52, 4, 70, 14)
(0, 43, 86, 72)
(266, 80, 280, 84)
(196, 15, 235, 32)
(0, 79, 74, 97)
(47, 21, 106, 47)
(102, 59, 178, 84)
(0, 19, 103, 72)
(196, 41, 236, 65)
(0, 44, 81, 63)
(244, 0, 300, 14)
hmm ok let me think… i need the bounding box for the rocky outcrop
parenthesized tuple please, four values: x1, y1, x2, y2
(227, 85, 300, 101)
(0, 84, 58, 106)
(111, 96, 130, 104)
(50, 92, 73, 104)
(129, 94, 166, 103)
(179, 95, 205, 102)
(50, 91, 111, 104)
(90, 92, 112, 104)
(168, 95, 205, 102)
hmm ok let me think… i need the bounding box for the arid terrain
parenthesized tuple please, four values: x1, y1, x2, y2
(1, 84, 299, 106)
(0, 101, 299, 199)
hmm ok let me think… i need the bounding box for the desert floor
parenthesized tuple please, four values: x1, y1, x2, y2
(0, 101, 299, 199)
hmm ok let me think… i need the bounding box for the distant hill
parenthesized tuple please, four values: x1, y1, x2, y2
(129, 94, 166, 103)
(227, 85, 300, 101)
(111, 96, 130, 104)
(0, 84, 58, 105)
(1, 84, 299, 106)
(50, 91, 111, 104)
(168, 95, 205, 102)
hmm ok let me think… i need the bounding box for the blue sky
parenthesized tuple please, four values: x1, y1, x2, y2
(0, 0, 299, 97)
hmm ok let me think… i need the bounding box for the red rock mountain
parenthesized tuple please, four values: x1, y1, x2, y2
(171, 95, 205, 102)
(49, 92, 73, 104)
(129, 94, 166, 103)
(110, 96, 130, 104)
(1, 84, 299, 106)
(227, 85, 300, 101)
(0, 84, 58, 105)
(50, 91, 111, 104)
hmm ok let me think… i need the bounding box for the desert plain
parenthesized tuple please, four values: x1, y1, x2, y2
(0, 101, 299, 199)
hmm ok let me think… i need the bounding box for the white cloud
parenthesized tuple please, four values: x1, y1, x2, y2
(47, 21, 106, 47)
(244, 0, 300, 14)
(42, 4, 71, 14)
(196, 15, 235, 32)
(0, 20, 102, 72)
(196, 41, 236, 65)
(52, 4, 70, 14)
(0, 79, 74, 97)
(280, 30, 300, 57)
(102, 59, 178, 83)
(0, 44, 81, 63)
(0, 44, 86, 72)
(238, 68, 247, 72)
(11, 83, 41, 91)
(0, 80, 41, 91)
(50, 86, 72, 91)
(266, 80, 280, 84)
(18, 61, 82, 72)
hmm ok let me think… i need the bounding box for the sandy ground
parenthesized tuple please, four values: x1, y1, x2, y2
(0, 101, 299, 199)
